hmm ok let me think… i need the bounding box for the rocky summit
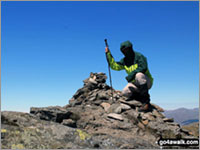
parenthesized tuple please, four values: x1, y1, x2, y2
(1, 72, 199, 149)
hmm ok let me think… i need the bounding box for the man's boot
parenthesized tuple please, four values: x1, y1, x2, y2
(138, 83, 151, 112)
(138, 94, 150, 112)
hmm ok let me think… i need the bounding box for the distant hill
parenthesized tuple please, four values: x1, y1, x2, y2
(164, 108, 199, 126)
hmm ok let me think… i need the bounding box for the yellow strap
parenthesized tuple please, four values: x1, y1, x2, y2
(124, 64, 138, 74)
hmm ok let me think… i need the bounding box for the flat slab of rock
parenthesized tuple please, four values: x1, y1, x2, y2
(107, 113, 124, 121)
(119, 99, 142, 107)
(114, 103, 131, 114)
(100, 102, 111, 112)
(62, 119, 76, 128)
(120, 103, 131, 110)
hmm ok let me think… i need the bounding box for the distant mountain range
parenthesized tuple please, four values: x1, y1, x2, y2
(163, 107, 199, 126)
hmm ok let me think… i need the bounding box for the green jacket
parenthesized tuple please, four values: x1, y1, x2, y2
(106, 51, 153, 84)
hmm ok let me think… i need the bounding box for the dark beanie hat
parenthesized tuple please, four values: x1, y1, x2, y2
(120, 41, 133, 51)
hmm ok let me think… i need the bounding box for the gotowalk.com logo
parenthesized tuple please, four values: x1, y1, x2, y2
(157, 138, 199, 147)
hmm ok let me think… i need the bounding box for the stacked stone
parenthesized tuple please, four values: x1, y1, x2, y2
(68, 72, 114, 107)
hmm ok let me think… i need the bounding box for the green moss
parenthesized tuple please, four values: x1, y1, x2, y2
(11, 144, 25, 149)
(15, 131, 20, 134)
(1, 129, 7, 133)
(76, 129, 90, 140)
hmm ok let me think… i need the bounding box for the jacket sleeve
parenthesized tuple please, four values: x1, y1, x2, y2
(106, 52, 124, 71)
(126, 55, 147, 82)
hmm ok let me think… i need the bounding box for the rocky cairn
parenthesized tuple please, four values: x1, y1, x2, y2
(1, 73, 198, 149)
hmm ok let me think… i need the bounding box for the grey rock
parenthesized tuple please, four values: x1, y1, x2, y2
(114, 103, 131, 114)
(70, 99, 82, 107)
(93, 100, 103, 106)
(114, 106, 122, 114)
(107, 113, 124, 121)
(107, 103, 121, 113)
(120, 103, 131, 110)
(62, 119, 76, 128)
(84, 72, 107, 85)
(142, 112, 156, 121)
(124, 109, 139, 124)
(119, 99, 142, 107)
(93, 73, 107, 83)
(96, 92, 110, 100)
(88, 96, 96, 101)
(147, 121, 181, 139)
(88, 78, 98, 85)
(30, 106, 81, 123)
(30, 106, 72, 123)
(100, 102, 111, 112)
(73, 87, 89, 99)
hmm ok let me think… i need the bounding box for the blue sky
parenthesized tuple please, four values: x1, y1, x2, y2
(1, 1, 199, 112)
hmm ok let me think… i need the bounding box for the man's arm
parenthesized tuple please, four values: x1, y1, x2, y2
(105, 48, 124, 71)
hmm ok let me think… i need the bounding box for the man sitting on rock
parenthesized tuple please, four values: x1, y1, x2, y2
(105, 41, 153, 112)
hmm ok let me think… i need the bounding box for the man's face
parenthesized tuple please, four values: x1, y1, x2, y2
(121, 47, 133, 56)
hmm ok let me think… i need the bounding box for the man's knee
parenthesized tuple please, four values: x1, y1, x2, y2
(135, 72, 147, 85)
(135, 72, 145, 79)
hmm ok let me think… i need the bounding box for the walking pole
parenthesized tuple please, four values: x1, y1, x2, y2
(104, 39, 113, 100)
